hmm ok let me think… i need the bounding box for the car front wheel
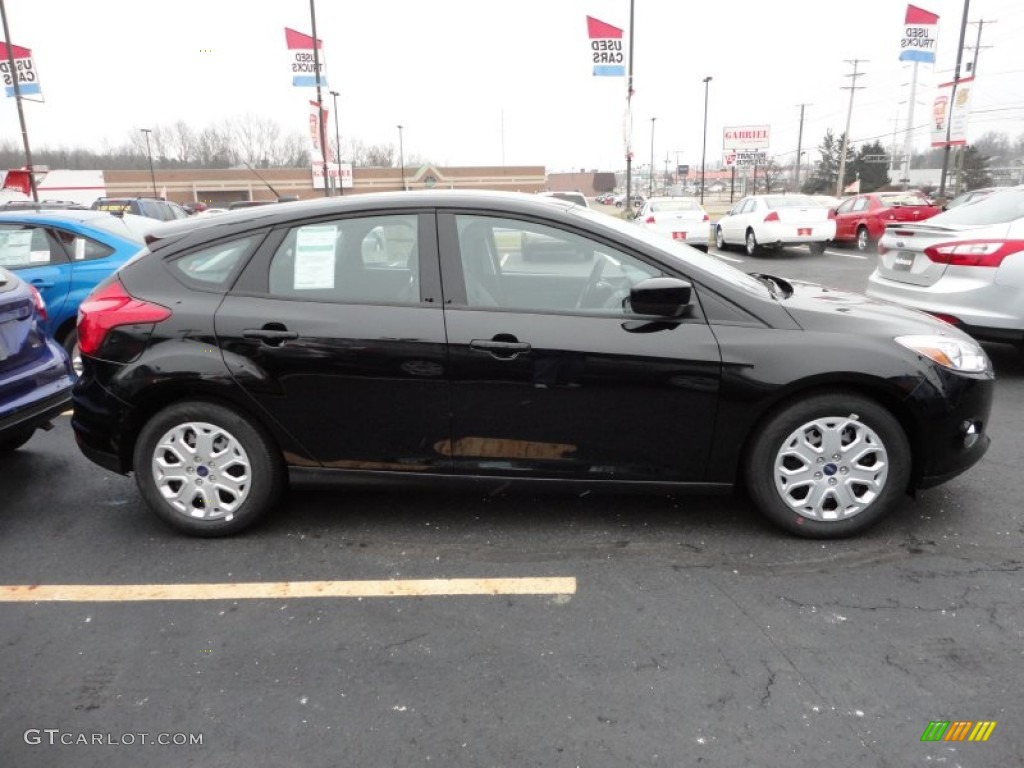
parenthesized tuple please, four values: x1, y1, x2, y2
(132, 401, 284, 536)
(715, 226, 727, 250)
(744, 392, 910, 538)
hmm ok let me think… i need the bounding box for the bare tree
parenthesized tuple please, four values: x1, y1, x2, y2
(757, 157, 783, 193)
(362, 143, 396, 168)
(229, 114, 282, 168)
(164, 121, 198, 165)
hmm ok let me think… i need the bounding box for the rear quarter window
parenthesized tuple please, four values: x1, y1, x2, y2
(169, 236, 261, 289)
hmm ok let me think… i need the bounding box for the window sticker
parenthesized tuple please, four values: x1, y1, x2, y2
(0, 231, 34, 266)
(293, 225, 337, 290)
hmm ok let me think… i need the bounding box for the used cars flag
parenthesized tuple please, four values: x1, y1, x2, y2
(0, 42, 42, 98)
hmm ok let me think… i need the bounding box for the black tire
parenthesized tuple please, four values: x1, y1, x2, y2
(0, 428, 35, 453)
(132, 401, 284, 536)
(745, 229, 761, 257)
(61, 327, 81, 377)
(808, 242, 826, 256)
(744, 392, 910, 538)
(856, 226, 871, 252)
(715, 226, 727, 251)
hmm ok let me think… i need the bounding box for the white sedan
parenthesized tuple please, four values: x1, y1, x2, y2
(633, 197, 710, 244)
(714, 194, 837, 256)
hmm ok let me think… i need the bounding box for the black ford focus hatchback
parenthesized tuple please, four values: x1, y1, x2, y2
(71, 191, 993, 538)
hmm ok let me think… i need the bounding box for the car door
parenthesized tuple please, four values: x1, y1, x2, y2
(833, 197, 858, 240)
(215, 211, 453, 471)
(438, 211, 722, 481)
(721, 199, 747, 242)
(0, 223, 72, 334)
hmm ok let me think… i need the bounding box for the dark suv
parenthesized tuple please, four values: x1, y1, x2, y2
(91, 197, 188, 222)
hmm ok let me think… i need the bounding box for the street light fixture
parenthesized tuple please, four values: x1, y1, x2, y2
(329, 90, 342, 196)
(140, 128, 157, 197)
(700, 76, 712, 205)
(397, 124, 406, 191)
(649, 117, 656, 198)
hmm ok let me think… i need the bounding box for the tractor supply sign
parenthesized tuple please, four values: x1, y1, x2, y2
(899, 5, 939, 64)
(586, 16, 625, 76)
(723, 125, 770, 150)
(285, 27, 328, 88)
(0, 42, 41, 98)
(724, 151, 767, 168)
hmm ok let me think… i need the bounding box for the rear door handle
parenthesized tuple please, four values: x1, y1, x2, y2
(470, 338, 531, 359)
(30, 279, 55, 289)
(243, 326, 299, 345)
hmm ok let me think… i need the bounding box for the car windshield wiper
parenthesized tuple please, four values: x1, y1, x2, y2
(749, 272, 794, 299)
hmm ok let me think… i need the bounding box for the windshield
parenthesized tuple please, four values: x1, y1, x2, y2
(764, 195, 815, 209)
(926, 187, 1024, 226)
(878, 192, 930, 206)
(572, 207, 771, 298)
(650, 200, 702, 213)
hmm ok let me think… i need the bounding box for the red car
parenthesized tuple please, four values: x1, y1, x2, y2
(832, 192, 941, 251)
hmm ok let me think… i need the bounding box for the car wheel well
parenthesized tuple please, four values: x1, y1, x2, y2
(120, 387, 284, 474)
(54, 316, 77, 344)
(737, 382, 921, 491)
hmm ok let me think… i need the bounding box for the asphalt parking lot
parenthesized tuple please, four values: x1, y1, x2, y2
(1, 245, 1022, 767)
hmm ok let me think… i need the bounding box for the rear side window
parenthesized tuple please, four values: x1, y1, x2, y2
(171, 237, 260, 287)
(0, 225, 67, 268)
(52, 230, 114, 262)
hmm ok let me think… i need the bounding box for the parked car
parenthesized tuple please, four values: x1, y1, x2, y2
(71, 191, 992, 539)
(613, 193, 645, 208)
(866, 185, 1024, 347)
(832, 191, 941, 251)
(634, 197, 710, 244)
(539, 191, 590, 208)
(0, 199, 89, 212)
(0, 210, 148, 373)
(943, 187, 998, 211)
(714, 194, 836, 256)
(91, 196, 189, 222)
(0, 266, 74, 452)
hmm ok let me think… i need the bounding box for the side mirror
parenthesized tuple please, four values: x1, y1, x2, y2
(630, 277, 692, 317)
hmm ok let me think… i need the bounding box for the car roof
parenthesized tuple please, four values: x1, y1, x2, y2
(0, 209, 126, 225)
(144, 190, 580, 250)
(0, 209, 151, 241)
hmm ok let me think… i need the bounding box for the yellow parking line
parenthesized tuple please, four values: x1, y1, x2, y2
(0, 577, 577, 602)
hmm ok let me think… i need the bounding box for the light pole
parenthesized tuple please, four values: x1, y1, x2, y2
(700, 76, 712, 205)
(140, 128, 157, 196)
(648, 117, 656, 197)
(329, 90, 342, 196)
(397, 124, 406, 191)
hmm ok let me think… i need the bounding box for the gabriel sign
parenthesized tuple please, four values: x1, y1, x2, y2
(723, 125, 770, 150)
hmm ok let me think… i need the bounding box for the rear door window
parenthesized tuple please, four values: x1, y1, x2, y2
(0, 225, 69, 269)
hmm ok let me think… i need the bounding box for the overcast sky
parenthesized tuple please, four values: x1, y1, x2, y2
(2, 0, 1022, 172)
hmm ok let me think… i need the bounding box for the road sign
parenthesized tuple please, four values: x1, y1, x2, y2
(677, 165, 690, 176)
(862, 154, 891, 164)
(723, 125, 770, 150)
(734, 151, 767, 168)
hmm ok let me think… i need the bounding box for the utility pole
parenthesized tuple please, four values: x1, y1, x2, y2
(836, 59, 867, 197)
(624, 0, 636, 211)
(308, 0, 330, 198)
(939, 0, 971, 198)
(0, 0, 38, 201)
(965, 18, 995, 76)
(794, 103, 809, 192)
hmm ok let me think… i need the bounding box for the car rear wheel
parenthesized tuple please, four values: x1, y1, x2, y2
(745, 229, 761, 256)
(0, 428, 35, 453)
(808, 242, 826, 256)
(744, 392, 910, 538)
(856, 226, 871, 252)
(133, 401, 284, 537)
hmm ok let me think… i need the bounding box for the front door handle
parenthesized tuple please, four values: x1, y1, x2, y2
(470, 337, 531, 360)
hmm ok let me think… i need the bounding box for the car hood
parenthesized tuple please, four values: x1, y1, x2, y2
(776, 278, 973, 340)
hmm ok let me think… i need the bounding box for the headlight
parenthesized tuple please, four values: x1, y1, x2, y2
(895, 335, 990, 373)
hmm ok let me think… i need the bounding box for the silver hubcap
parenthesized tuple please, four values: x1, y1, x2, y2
(746, 232, 756, 253)
(857, 230, 868, 250)
(773, 415, 888, 521)
(151, 421, 252, 521)
(716, 229, 724, 248)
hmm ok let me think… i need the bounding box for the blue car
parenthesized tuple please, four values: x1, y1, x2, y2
(0, 210, 149, 372)
(0, 266, 73, 452)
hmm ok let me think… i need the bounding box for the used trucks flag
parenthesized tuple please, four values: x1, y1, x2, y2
(285, 27, 328, 88)
(0, 42, 42, 98)
(586, 16, 625, 76)
(899, 5, 939, 64)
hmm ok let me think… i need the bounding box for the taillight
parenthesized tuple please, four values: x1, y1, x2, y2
(763, 211, 780, 223)
(27, 284, 47, 322)
(702, 213, 709, 222)
(77, 281, 171, 357)
(828, 209, 836, 220)
(923, 239, 1024, 268)
(645, 215, 656, 224)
